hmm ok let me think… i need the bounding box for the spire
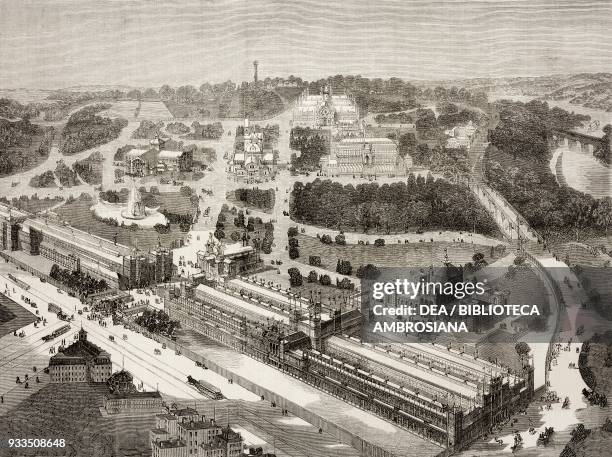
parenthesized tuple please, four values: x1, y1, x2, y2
(78, 327, 87, 341)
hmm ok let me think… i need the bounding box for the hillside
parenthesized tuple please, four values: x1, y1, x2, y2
(421, 73, 612, 112)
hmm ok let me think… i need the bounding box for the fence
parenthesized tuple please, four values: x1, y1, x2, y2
(523, 251, 566, 387)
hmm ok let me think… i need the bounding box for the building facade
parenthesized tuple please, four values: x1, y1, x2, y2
(125, 148, 158, 177)
(445, 121, 477, 150)
(292, 86, 359, 130)
(196, 233, 262, 279)
(157, 150, 193, 174)
(0, 202, 174, 290)
(229, 119, 276, 183)
(321, 137, 410, 177)
(165, 284, 534, 453)
(150, 407, 243, 457)
(103, 370, 164, 415)
(125, 137, 193, 177)
(48, 329, 112, 383)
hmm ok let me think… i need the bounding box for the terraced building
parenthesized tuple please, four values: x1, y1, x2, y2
(0, 202, 173, 290)
(165, 281, 534, 454)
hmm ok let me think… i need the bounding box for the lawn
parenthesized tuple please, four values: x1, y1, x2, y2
(55, 198, 192, 251)
(293, 234, 498, 274)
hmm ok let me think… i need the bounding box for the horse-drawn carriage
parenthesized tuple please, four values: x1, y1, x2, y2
(537, 427, 554, 446)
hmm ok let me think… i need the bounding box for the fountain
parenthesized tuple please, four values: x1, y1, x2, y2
(121, 184, 146, 220)
(91, 179, 168, 228)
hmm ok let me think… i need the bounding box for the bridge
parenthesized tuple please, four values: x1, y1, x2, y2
(552, 129, 608, 155)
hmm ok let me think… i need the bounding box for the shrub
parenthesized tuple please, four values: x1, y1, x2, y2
(321, 234, 333, 244)
(335, 233, 346, 245)
(515, 342, 531, 357)
(288, 237, 299, 248)
(336, 260, 352, 276)
(356, 264, 380, 279)
(309, 255, 321, 267)
(154, 223, 170, 234)
(374, 238, 385, 247)
(319, 274, 331, 286)
(288, 267, 303, 287)
(230, 231, 241, 242)
(337, 278, 354, 290)
(234, 188, 275, 211)
(29, 170, 56, 188)
(289, 246, 300, 259)
(288, 226, 299, 237)
(180, 186, 193, 197)
(307, 271, 318, 283)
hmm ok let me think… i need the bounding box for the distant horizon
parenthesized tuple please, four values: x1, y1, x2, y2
(1, 71, 611, 93)
(0, 0, 610, 90)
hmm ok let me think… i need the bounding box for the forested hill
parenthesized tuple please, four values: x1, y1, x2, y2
(60, 104, 127, 155)
(0, 118, 54, 176)
(485, 100, 611, 243)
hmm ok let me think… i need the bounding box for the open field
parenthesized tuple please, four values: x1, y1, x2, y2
(293, 233, 497, 274)
(54, 198, 191, 250)
(100, 100, 172, 121)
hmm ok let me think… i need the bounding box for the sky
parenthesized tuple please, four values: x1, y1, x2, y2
(0, 0, 610, 89)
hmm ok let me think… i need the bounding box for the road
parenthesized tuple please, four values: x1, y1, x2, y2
(0, 265, 363, 457)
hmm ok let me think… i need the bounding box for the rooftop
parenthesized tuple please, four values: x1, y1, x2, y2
(178, 329, 445, 457)
(328, 336, 479, 399)
(125, 148, 152, 158)
(194, 284, 290, 325)
(105, 390, 162, 399)
(158, 150, 184, 159)
(339, 137, 394, 144)
(178, 420, 219, 430)
(173, 407, 199, 417)
(49, 335, 111, 366)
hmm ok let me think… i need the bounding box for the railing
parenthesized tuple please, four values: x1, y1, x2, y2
(523, 251, 566, 387)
